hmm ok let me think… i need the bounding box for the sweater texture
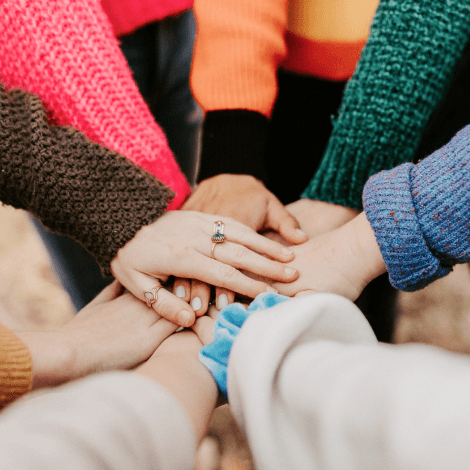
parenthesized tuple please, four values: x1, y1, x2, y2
(303, 0, 470, 210)
(363, 125, 470, 291)
(0, 0, 190, 209)
(0, 326, 32, 408)
(101, 0, 193, 37)
(0, 84, 173, 276)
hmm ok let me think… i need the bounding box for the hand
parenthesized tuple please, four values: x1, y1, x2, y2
(271, 213, 387, 300)
(111, 211, 299, 327)
(16, 281, 179, 390)
(286, 199, 360, 238)
(183, 175, 308, 244)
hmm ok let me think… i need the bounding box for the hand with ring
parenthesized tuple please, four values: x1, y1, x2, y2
(110, 211, 299, 327)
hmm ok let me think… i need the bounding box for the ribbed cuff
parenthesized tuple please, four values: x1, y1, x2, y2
(363, 163, 451, 291)
(197, 110, 269, 182)
(0, 326, 33, 408)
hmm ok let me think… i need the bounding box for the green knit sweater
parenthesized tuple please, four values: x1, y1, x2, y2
(0, 84, 174, 275)
(303, 0, 470, 210)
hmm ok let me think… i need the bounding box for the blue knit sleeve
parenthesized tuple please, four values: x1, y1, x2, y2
(199, 293, 290, 398)
(363, 125, 470, 291)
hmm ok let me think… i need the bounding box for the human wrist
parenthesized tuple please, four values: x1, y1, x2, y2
(15, 330, 77, 389)
(347, 212, 387, 285)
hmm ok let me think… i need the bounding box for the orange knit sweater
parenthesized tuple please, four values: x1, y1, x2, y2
(191, 0, 378, 117)
(0, 326, 32, 408)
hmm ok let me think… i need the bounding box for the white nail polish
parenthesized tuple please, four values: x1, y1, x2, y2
(285, 267, 296, 276)
(218, 293, 229, 310)
(296, 228, 307, 236)
(175, 286, 186, 298)
(191, 297, 202, 311)
(283, 248, 293, 256)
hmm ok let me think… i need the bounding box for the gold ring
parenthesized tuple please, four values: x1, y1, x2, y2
(212, 220, 226, 243)
(143, 286, 164, 308)
(211, 242, 218, 259)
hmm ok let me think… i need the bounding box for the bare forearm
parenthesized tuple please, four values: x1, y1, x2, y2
(135, 332, 218, 443)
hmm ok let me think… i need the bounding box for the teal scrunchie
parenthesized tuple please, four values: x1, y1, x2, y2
(199, 292, 290, 398)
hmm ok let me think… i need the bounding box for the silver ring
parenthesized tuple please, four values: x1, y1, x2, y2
(211, 220, 226, 244)
(143, 286, 163, 308)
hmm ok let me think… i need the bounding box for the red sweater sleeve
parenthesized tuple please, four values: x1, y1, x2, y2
(0, 0, 190, 209)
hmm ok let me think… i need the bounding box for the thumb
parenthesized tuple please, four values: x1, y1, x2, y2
(266, 199, 308, 245)
(88, 280, 124, 305)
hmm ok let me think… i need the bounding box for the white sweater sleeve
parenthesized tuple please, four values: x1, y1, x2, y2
(0, 372, 195, 470)
(228, 293, 470, 470)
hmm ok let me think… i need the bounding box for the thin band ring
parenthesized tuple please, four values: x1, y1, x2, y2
(143, 286, 164, 308)
(211, 242, 218, 259)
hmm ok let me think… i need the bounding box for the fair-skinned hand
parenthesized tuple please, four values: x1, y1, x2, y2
(110, 211, 298, 327)
(176, 177, 308, 316)
(16, 281, 179, 390)
(271, 213, 387, 300)
(286, 199, 360, 238)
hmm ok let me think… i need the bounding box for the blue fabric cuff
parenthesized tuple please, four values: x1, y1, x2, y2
(199, 293, 290, 398)
(363, 163, 451, 291)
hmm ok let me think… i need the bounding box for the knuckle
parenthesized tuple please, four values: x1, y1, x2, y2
(155, 296, 175, 315)
(232, 244, 248, 262)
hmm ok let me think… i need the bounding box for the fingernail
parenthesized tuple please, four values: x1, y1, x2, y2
(296, 228, 307, 236)
(178, 310, 191, 326)
(175, 286, 186, 298)
(191, 297, 202, 311)
(217, 293, 229, 310)
(265, 286, 278, 293)
(285, 267, 297, 276)
(283, 247, 293, 256)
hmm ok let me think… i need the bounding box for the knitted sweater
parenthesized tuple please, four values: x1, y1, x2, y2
(0, 84, 173, 276)
(192, 0, 470, 210)
(0, 0, 190, 209)
(0, 83, 174, 407)
(363, 125, 470, 291)
(102, 0, 193, 37)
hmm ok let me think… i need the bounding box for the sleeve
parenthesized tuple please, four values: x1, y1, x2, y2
(0, 372, 196, 470)
(363, 124, 470, 291)
(0, 0, 190, 209)
(0, 325, 32, 409)
(0, 85, 173, 276)
(302, 0, 470, 211)
(228, 293, 470, 470)
(191, 0, 288, 181)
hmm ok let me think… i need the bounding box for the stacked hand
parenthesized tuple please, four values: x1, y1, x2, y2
(110, 211, 299, 327)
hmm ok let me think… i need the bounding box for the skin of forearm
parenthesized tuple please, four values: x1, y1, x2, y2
(14, 331, 76, 390)
(348, 212, 387, 284)
(135, 332, 218, 444)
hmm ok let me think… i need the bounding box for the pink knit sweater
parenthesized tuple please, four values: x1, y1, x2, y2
(0, 0, 191, 209)
(102, 0, 193, 37)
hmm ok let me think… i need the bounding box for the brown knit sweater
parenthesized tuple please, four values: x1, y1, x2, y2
(0, 83, 174, 275)
(0, 84, 175, 406)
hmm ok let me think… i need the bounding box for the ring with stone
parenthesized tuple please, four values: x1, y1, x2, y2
(211, 220, 226, 244)
(143, 286, 163, 308)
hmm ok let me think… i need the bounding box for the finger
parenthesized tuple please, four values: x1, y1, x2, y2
(190, 280, 211, 316)
(207, 304, 220, 320)
(183, 252, 278, 299)
(191, 315, 216, 345)
(214, 287, 235, 311)
(173, 278, 191, 303)
(211, 241, 299, 282)
(88, 280, 124, 305)
(220, 218, 295, 262)
(124, 271, 196, 327)
(149, 318, 180, 348)
(266, 199, 308, 245)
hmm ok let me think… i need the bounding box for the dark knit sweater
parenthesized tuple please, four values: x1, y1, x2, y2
(363, 125, 470, 291)
(0, 84, 174, 276)
(303, 0, 470, 210)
